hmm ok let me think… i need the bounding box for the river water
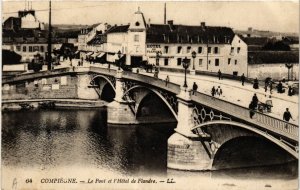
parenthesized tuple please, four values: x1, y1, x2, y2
(1, 108, 298, 190)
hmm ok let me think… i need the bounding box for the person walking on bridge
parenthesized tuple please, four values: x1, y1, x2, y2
(218, 69, 222, 80)
(283, 108, 294, 129)
(241, 73, 245, 86)
(252, 93, 259, 108)
(283, 108, 293, 123)
(211, 86, 216, 97)
(165, 75, 170, 87)
(192, 82, 198, 95)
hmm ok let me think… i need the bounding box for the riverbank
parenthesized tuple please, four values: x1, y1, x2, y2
(2, 99, 108, 110)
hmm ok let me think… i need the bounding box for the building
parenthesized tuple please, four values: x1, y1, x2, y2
(103, 8, 248, 76)
(2, 8, 61, 63)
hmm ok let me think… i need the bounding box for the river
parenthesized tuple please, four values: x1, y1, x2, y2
(1, 108, 298, 190)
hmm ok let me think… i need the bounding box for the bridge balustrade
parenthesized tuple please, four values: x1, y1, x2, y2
(192, 91, 298, 142)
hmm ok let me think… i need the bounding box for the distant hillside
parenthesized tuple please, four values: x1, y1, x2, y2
(235, 29, 299, 38)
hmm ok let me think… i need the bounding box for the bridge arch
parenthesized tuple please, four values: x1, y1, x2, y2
(90, 75, 116, 92)
(90, 75, 116, 101)
(123, 85, 178, 121)
(191, 120, 298, 159)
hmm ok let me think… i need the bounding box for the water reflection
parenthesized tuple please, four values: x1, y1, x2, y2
(1, 108, 298, 182)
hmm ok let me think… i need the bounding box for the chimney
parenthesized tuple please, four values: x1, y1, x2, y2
(168, 20, 173, 26)
(201, 22, 206, 27)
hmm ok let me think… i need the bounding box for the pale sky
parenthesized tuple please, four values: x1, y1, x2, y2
(2, 1, 299, 33)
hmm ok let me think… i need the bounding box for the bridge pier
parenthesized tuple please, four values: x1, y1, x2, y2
(168, 87, 213, 171)
(107, 70, 136, 125)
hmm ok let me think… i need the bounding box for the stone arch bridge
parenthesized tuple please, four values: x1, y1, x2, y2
(2, 66, 298, 171)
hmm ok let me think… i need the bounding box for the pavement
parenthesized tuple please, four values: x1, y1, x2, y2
(54, 60, 299, 125)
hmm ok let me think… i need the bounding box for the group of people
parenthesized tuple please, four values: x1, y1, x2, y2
(211, 86, 223, 97)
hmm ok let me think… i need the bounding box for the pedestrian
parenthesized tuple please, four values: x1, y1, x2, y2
(277, 81, 284, 93)
(192, 82, 198, 95)
(241, 73, 245, 86)
(252, 93, 259, 108)
(216, 86, 222, 96)
(264, 83, 268, 92)
(249, 101, 255, 119)
(218, 69, 222, 80)
(253, 78, 259, 89)
(288, 86, 294, 96)
(269, 80, 273, 94)
(283, 108, 293, 128)
(165, 75, 170, 87)
(211, 86, 216, 97)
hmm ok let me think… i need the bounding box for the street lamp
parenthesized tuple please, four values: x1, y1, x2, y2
(191, 51, 196, 70)
(182, 57, 190, 88)
(285, 63, 293, 81)
(117, 50, 122, 70)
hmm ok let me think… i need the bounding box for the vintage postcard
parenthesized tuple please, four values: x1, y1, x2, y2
(1, 0, 299, 189)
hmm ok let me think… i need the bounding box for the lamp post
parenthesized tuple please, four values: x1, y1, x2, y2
(191, 51, 196, 70)
(182, 57, 190, 88)
(117, 50, 122, 70)
(285, 63, 293, 81)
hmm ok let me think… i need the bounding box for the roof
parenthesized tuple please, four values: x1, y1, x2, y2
(87, 34, 106, 45)
(242, 37, 270, 46)
(106, 25, 129, 34)
(146, 24, 235, 44)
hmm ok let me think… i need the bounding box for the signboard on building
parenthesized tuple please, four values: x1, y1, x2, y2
(146, 44, 162, 54)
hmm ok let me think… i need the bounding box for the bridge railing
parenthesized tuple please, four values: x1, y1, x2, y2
(121, 71, 181, 94)
(89, 66, 116, 76)
(191, 91, 298, 142)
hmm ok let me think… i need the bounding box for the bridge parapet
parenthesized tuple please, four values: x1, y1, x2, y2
(191, 91, 298, 142)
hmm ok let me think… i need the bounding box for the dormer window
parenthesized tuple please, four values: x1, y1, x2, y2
(135, 22, 140, 26)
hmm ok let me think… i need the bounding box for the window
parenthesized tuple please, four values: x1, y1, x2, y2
(164, 58, 169, 66)
(214, 47, 219, 54)
(164, 46, 169, 54)
(215, 59, 219, 66)
(235, 60, 238, 65)
(134, 35, 139, 42)
(177, 58, 182, 66)
(33, 46, 39, 52)
(231, 47, 234, 54)
(177, 46, 182, 54)
(228, 58, 231, 65)
(29, 46, 33, 52)
(16, 46, 21, 51)
(23, 46, 27, 52)
(208, 60, 211, 64)
(198, 47, 202, 53)
(40, 46, 44, 52)
(199, 59, 203, 66)
(208, 47, 211, 54)
(187, 46, 191, 53)
(237, 47, 241, 53)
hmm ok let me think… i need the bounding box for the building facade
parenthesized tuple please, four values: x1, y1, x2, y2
(101, 9, 248, 76)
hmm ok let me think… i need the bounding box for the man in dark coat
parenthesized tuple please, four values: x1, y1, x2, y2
(241, 73, 245, 86)
(252, 93, 259, 108)
(192, 82, 198, 95)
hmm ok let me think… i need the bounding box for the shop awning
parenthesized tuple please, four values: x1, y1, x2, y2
(97, 52, 106, 58)
(86, 52, 94, 56)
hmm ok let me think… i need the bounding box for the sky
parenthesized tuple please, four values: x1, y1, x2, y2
(2, 0, 299, 33)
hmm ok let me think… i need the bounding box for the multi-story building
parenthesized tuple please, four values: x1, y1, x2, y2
(2, 8, 61, 63)
(102, 9, 248, 76)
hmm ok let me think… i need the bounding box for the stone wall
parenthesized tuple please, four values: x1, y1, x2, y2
(2, 75, 78, 100)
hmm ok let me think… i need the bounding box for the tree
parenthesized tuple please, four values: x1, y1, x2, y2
(262, 41, 291, 51)
(2, 50, 22, 65)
